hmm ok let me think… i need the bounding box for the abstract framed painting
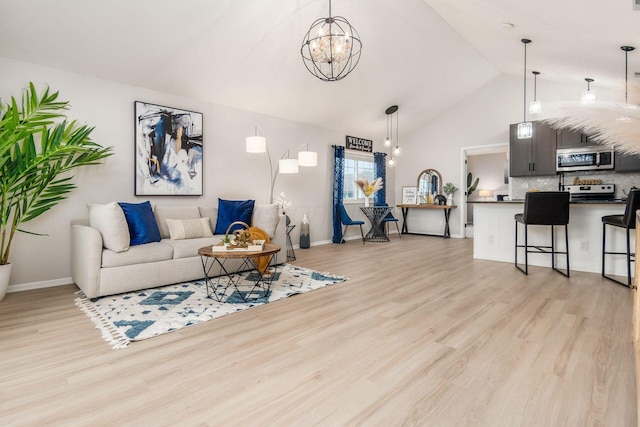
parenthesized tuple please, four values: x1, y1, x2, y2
(134, 101, 203, 196)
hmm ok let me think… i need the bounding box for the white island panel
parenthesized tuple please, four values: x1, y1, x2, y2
(473, 202, 632, 276)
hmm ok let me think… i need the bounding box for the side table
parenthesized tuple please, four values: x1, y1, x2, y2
(286, 224, 296, 261)
(359, 206, 392, 242)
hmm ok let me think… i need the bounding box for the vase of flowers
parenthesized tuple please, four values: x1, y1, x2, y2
(443, 182, 458, 206)
(275, 192, 293, 225)
(355, 177, 384, 207)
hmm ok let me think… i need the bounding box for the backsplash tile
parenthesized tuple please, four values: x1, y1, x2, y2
(511, 171, 640, 200)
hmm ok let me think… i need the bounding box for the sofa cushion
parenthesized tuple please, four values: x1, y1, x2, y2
(252, 204, 280, 238)
(88, 202, 130, 252)
(199, 206, 218, 234)
(154, 205, 202, 239)
(161, 237, 219, 259)
(101, 241, 173, 268)
(166, 217, 213, 240)
(214, 199, 255, 235)
(119, 201, 162, 245)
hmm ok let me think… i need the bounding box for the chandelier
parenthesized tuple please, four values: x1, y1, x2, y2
(300, 0, 362, 82)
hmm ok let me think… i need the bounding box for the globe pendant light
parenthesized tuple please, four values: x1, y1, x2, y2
(529, 71, 542, 114)
(581, 78, 596, 104)
(300, 0, 363, 82)
(517, 39, 533, 139)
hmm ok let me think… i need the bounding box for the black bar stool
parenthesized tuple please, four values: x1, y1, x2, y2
(515, 191, 570, 277)
(601, 189, 640, 288)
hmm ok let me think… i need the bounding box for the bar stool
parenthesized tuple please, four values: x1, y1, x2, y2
(515, 191, 570, 277)
(601, 189, 640, 288)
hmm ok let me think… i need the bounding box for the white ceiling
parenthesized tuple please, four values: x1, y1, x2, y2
(1, 0, 638, 139)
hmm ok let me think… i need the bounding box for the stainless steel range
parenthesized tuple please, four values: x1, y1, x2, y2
(562, 184, 616, 201)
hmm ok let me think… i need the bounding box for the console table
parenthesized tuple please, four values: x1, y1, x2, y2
(360, 206, 392, 242)
(396, 204, 457, 238)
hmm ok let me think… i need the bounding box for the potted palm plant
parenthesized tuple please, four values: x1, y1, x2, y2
(0, 83, 113, 301)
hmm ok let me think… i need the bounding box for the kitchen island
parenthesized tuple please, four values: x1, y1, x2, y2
(471, 200, 632, 276)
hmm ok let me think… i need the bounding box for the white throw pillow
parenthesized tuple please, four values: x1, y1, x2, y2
(154, 205, 201, 239)
(88, 202, 130, 252)
(252, 204, 280, 238)
(166, 217, 213, 240)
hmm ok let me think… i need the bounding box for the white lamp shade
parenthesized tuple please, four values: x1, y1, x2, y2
(393, 146, 401, 156)
(246, 136, 267, 153)
(581, 90, 596, 104)
(384, 138, 391, 147)
(388, 157, 395, 167)
(529, 100, 542, 114)
(517, 122, 533, 139)
(279, 158, 299, 174)
(298, 150, 318, 167)
(479, 190, 493, 198)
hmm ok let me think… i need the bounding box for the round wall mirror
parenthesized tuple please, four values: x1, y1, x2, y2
(417, 169, 442, 202)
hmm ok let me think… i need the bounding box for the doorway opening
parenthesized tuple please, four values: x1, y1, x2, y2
(460, 143, 510, 238)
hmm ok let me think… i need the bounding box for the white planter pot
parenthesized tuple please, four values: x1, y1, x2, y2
(0, 263, 11, 302)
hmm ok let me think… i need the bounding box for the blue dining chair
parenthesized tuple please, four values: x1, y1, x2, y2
(380, 202, 401, 238)
(339, 204, 365, 244)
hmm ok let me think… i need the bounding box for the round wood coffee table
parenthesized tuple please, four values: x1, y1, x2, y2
(198, 243, 281, 302)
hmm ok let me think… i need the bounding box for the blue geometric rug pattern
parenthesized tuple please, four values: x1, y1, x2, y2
(75, 264, 346, 349)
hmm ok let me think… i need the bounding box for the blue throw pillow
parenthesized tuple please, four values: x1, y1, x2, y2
(118, 201, 161, 245)
(214, 199, 255, 235)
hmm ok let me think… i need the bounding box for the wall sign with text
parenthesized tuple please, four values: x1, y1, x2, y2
(345, 135, 373, 153)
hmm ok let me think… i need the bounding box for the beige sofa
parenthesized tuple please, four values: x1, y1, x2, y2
(71, 203, 286, 298)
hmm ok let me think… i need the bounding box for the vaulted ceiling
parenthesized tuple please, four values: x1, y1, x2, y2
(1, 0, 638, 139)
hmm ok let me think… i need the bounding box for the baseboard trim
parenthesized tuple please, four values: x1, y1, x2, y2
(5, 236, 410, 293)
(8, 277, 73, 293)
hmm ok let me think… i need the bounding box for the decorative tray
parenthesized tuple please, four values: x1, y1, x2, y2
(209, 240, 266, 252)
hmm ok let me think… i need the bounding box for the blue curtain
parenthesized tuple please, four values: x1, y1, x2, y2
(374, 152, 387, 206)
(332, 145, 345, 243)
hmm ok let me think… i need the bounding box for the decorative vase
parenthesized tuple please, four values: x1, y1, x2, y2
(0, 263, 11, 302)
(447, 196, 453, 206)
(300, 214, 310, 249)
(364, 197, 370, 207)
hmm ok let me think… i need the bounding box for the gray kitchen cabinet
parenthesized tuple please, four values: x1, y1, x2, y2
(509, 122, 557, 177)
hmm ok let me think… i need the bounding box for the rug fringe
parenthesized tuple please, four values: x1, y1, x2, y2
(74, 292, 130, 349)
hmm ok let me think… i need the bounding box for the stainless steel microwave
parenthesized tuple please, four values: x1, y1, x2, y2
(556, 146, 614, 172)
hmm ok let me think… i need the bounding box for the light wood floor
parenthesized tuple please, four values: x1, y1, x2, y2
(0, 235, 636, 426)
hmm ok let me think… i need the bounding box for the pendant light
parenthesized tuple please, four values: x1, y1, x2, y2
(385, 105, 399, 166)
(384, 112, 392, 148)
(529, 71, 542, 114)
(517, 39, 533, 139)
(300, 0, 363, 82)
(581, 78, 596, 104)
(618, 46, 636, 122)
(392, 107, 401, 157)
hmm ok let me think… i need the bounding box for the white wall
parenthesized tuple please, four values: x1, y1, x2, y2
(0, 57, 395, 288)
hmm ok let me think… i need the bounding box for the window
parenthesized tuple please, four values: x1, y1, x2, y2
(343, 152, 375, 202)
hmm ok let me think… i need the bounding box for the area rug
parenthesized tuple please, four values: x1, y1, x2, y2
(75, 264, 346, 349)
